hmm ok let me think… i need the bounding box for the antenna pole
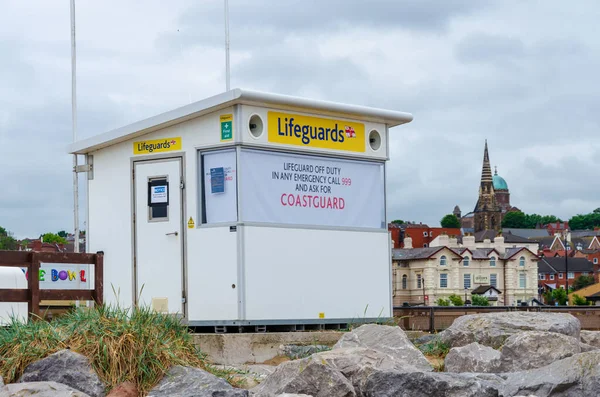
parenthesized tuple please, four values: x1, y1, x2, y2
(224, 0, 230, 91)
(70, 0, 80, 253)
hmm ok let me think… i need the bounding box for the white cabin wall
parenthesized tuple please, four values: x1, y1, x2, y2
(243, 226, 391, 320)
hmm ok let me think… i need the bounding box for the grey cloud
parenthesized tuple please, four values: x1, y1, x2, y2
(455, 33, 525, 65)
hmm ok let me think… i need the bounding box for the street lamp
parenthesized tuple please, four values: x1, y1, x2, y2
(564, 230, 569, 305)
(464, 286, 467, 305)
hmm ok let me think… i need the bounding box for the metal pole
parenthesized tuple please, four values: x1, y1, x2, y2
(565, 231, 568, 304)
(70, 0, 79, 253)
(224, 0, 230, 91)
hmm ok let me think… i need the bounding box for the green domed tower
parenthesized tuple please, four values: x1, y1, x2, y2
(493, 166, 511, 213)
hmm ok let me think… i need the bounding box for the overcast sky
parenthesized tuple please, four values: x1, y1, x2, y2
(1, 0, 599, 238)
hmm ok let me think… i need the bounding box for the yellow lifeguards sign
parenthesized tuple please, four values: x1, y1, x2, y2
(267, 111, 365, 152)
(133, 137, 182, 155)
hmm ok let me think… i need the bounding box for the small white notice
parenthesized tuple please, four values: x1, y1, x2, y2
(151, 185, 168, 204)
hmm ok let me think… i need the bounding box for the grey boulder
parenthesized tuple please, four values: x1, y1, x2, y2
(148, 365, 248, 397)
(500, 331, 581, 372)
(19, 349, 105, 397)
(363, 370, 500, 397)
(580, 330, 600, 347)
(440, 312, 580, 348)
(502, 351, 600, 396)
(4, 381, 91, 396)
(279, 345, 330, 359)
(444, 342, 501, 373)
(334, 324, 432, 371)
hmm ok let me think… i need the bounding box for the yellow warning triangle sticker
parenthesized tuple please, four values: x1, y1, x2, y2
(188, 217, 195, 229)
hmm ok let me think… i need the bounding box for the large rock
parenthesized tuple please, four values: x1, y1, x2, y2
(250, 352, 356, 397)
(362, 370, 500, 397)
(500, 331, 581, 372)
(440, 312, 580, 348)
(19, 349, 105, 397)
(580, 330, 600, 347)
(4, 381, 91, 396)
(444, 342, 501, 373)
(502, 351, 600, 396)
(148, 366, 248, 397)
(279, 344, 330, 359)
(252, 347, 423, 397)
(333, 324, 432, 371)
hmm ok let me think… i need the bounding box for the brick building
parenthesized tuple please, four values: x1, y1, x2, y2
(388, 223, 460, 249)
(537, 257, 594, 289)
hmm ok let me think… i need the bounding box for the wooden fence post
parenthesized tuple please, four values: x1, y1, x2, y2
(429, 307, 435, 333)
(94, 252, 104, 306)
(29, 253, 40, 319)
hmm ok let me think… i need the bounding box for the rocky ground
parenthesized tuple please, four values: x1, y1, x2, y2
(2, 311, 600, 396)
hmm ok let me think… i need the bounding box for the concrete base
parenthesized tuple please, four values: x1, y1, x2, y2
(193, 331, 344, 365)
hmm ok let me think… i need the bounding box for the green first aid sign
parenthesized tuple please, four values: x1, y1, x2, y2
(220, 114, 233, 141)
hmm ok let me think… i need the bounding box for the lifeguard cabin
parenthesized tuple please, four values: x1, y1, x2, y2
(69, 89, 412, 329)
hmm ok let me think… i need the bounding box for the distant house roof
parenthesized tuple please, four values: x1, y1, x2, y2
(539, 257, 594, 273)
(538, 260, 557, 274)
(502, 228, 549, 239)
(571, 230, 600, 238)
(469, 230, 532, 244)
(392, 247, 462, 261)
(503, 247, 537, 260)
(471, 285, 502, 295)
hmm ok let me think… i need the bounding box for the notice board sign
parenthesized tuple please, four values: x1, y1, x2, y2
(151, 185, 168, 204)
(239, 149, 385, 229)
(210, 167, 225, 194)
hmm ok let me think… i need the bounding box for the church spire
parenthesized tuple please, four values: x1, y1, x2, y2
(481, 140, 493, 183)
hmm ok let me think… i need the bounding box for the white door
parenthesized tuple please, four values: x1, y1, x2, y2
(134, 158, 184, 315)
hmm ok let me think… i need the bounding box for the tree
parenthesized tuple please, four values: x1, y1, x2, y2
(440, 214, 460, 228)
(501, 211, 527, 228)
(0, 226, 17, 250)
(572, 294, 588, 306)
(436, 298, 450, 306)
(448, 294, 464, 306)
(471, 295, 490, 306)
(41, 232, 67, 245)
(391, 219, 405, 225)
(57, 230, 68, 238)
(572, 275, 595, 291)
(552, 288, 568, 306)
(569, 212, 600, 230)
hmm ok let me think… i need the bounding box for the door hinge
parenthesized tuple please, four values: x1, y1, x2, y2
(180, 179, 185, 189)
(132, 168, 135, 179)
(182, 292, 186, 304)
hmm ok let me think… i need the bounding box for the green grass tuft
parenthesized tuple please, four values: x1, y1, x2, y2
(0, 305, 240, 396)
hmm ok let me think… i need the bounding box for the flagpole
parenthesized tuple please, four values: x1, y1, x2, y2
(70, 0, 80, 253)
(224, 0, 230, 91)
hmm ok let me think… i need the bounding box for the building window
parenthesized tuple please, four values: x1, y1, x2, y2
(490, 256, 496, 267)
(559, 273, 564, 279)
(440, 273, 448, 288)
(490, 273, 497, 288)
(417, 274, 422, 289)
(519, 256, 526, 267)
(519, 273, 526, 288)
(463, 256, 470, 267)
(423, 244, 428, 248)
(568, 272, 574, 279)
(423, 231, 428, 237)
(440, 256, 447, 266)
(464, 274, 471, 289)
(594, 258, 598, 265)
(539, 274, 545, 280)
(550, 274, 555, 280)
(402, 275, 407, 290)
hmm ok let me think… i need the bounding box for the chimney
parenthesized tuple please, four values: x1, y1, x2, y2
(32, 240, 42, 251)
(483, 238, 491, 248)
(448, 236, 458, 247)
(438, 234, 450, 247)
(463, 235, 476, 249)
(494, 236, 505, 254)
(404, 236, 413, 249)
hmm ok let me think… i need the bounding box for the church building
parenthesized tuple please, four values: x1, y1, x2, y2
(456, 141, 517, 233)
